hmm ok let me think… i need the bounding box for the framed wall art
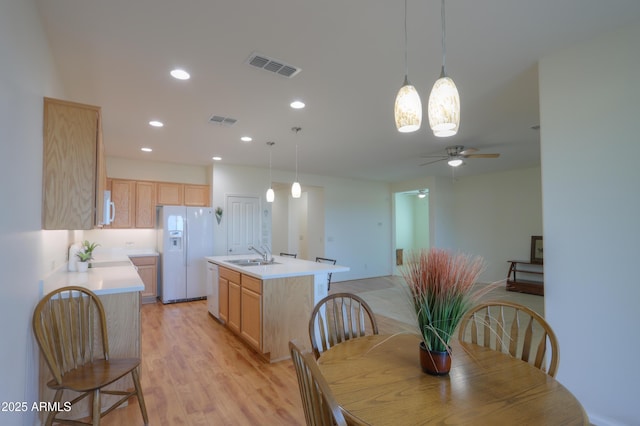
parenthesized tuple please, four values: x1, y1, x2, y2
(530, 236, 543, 264)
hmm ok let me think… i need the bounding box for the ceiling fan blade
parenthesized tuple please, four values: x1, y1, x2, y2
(419, 154, 448, 159)
(465, 153, 500, 158)
(458, 147, 477, 156)
(419, 158, 447, 166)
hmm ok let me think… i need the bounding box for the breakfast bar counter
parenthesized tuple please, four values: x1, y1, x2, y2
(206, 255, 349, 362)
(38, 258, 145, 421)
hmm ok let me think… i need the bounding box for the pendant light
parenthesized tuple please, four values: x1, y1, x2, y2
(291, 127, 302, 198)
(428, 0, 460, 137)
(266, 141, 275, 203)
(394, 0, 422, 133)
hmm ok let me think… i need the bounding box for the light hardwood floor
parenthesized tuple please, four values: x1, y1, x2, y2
(95, 276, 543, 425)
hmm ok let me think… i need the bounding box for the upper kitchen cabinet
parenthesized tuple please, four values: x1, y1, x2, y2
(184, 184, 210, 207)
(156, 182, 184, 206)
(135, 181, 156, 228)
(108, 179, 136, 228)
(42, 97, 106, 230)
(156, 182, 210, 207)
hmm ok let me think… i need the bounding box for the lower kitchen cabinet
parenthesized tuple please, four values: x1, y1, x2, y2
(216, 266, 316, 361)
(228, 281, 241, 334)
(130, 256, 158, 303)
(218, 276, 229, 323)
(241, 275, 262, 350)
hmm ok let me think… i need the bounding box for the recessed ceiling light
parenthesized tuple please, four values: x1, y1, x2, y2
(212, 156, 222, 161)
(141, 147, 152, 152)
(149, 120, 164, 127)
(170, 69, 190, 80)
(240, 136, 252, 142)
(290, 100, 305, 109)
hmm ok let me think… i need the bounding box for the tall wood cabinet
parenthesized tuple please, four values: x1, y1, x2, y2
(42, 97, 106, 229)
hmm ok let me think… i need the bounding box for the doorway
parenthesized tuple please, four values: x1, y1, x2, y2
(394, 189, 430, 274)
(270, 182, 324, 260)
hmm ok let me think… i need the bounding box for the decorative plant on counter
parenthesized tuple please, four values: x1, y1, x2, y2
(76, 240, 100, 263)
(401, 248, 487, 375)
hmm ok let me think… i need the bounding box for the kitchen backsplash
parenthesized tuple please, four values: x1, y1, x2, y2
(82, 228, 157, 252)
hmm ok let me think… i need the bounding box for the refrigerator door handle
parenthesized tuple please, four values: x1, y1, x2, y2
(184, 216, 189, 266)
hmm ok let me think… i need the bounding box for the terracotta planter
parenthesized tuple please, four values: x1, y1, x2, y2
(419, 341, 451, 376)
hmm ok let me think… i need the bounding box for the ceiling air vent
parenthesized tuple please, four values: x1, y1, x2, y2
(209, 115, 238, 127)
(246, 52, 301, 78)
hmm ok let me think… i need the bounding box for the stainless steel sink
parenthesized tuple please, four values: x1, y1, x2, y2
(226, 258, 279, 266)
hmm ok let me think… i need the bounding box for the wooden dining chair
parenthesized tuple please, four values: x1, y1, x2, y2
(280, 252, 297, 258)
(308, 293, 379, 360)
(458, 301, 560, 377)
(315, 257, 336, 290)
(289, 341, 348, 426)
(32, 286, 148, 425)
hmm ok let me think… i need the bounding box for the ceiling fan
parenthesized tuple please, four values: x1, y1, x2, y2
(419, 145, 500, 167)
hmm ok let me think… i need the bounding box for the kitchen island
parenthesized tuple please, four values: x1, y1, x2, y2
(38, 255, 145, 421)
(206, 255, 349, 362)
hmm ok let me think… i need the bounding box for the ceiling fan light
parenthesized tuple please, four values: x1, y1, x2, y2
(394, 78, 422, 133)
(266, 187, 275, 203)
(291, 181, 301, 198)
(448, 157, 463, 167)
(428, 75, 460, 136)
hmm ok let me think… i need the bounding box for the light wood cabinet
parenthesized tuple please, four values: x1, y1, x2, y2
(241, 275, 262, 350)
(109, 179, 135, 228)
(156, 182, 184, 205)
(218, 276, 229, 323)
(220, 267, 241, 333)
(184, 184, 210, 206)
(131, 256, 158, 303)
(42, 97, 106, 229)
(228, 281, 241, 334)
(135, 181, 156, 228)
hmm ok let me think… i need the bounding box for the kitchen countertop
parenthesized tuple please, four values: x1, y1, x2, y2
(40, 249, 157, 297)
(206, 254, 349, 280)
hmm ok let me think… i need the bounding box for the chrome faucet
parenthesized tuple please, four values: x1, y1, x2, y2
(262, 245, 273, 262)
(248, 245, 273, 263)
(248, 245, 267, 261)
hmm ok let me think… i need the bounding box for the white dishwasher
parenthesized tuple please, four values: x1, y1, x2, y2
(206, 261, 220, 319)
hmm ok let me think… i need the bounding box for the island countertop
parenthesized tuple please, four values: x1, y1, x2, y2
(206, 254, 349, 280)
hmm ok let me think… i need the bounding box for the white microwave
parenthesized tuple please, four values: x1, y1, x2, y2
(102, 190, 115, 226)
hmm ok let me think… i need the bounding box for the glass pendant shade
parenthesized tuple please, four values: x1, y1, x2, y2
(266, 187, 275, 203)
(291, 181, 301, 198)
(428, 72, 460, 137)
(394, 76, 422, 133)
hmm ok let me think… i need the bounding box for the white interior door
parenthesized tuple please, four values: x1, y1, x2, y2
(227, 196, 260, 255)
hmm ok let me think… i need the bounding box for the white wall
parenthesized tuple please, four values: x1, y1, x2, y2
(107, 156, 211, 184)
(212, 163, 391, 281)
(0, 1, 69, 425)
(539, 22, 640, 425)
(451, 167, 543, 283)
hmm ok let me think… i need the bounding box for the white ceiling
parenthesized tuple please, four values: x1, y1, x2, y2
(35, 0, 640, 182)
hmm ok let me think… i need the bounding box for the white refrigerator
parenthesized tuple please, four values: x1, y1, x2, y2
(157, 206, 214, 303)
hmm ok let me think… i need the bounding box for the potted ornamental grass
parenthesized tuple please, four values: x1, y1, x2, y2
(401, 248, 487, 375)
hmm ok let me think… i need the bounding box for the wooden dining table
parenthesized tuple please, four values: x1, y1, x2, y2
(317, 333, 589, 425)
